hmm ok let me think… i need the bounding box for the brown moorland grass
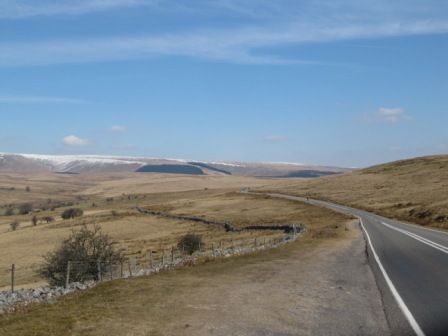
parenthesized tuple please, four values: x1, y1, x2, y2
(258, 155, 448, 229)
(0, 218, 353, 336)
(0, 172, 349, 289)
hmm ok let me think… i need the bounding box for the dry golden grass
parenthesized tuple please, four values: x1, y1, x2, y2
(0, 172, 349, 290)
(0, 224, 354, 336)
(259, 155, 448, 229)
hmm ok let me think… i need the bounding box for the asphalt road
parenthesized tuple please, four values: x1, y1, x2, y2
(267, 193, 448, 336)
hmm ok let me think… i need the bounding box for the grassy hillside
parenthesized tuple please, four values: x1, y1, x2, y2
(0, 172, 349, 290)
(259, 155, 448, 229)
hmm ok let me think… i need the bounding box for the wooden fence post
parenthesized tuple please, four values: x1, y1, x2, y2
(65, 261, 71, 289)
(120, 261, 124, 278)
(162, 250, 165, 265)
(212, 243, 215, 257)
(148, 250, 153, 269)
(11, 264, 15, 293)
(128, 259, 133, 277)
(97, 260, 102, 281)
(171, 247, 174, 264)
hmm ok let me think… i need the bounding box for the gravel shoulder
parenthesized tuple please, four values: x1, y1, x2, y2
(164, 221, 390, 336)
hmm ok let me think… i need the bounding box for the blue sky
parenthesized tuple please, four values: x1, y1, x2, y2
(0, 0, 447, 167)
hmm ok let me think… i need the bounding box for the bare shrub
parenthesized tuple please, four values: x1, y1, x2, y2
(10, 221, 19, 231)
(32, 215, 38, 226)
(43, 216, 55, 223)
(61, 208, 84, 220)
(38, 225, 123, 286)
(177, 233, 203, 255)
(19, 203, 33, 215)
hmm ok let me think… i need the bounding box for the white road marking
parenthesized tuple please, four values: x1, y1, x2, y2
(359, 218, 425, 336)
(381, 221, 448, 255)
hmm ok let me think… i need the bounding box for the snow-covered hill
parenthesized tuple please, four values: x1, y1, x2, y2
(0, 153, 350, 177)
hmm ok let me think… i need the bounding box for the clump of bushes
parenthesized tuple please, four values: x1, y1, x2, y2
(177, 233, 203, 255)
(42, 216, 55, 223)
(38, 225, 123, 286)
(61, 208, 83, 220)
(19, 203, 33, 215)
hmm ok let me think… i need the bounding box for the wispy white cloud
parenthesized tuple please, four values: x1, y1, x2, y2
(1, 19, 448, 67)
(0, 95, 87, 104)
(0, 0, 149, 18)
(63, 135, 90, 146)
(1, 1, 448, 66)
(110, 125, 127, 133)
(262, 135, 289, 142)
(363, 107, 411, 123)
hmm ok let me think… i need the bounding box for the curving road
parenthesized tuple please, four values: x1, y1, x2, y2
(267, 193, 448, 336)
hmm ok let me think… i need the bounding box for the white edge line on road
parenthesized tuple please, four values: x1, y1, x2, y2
(359, 217, 425, 336)
(381, 221, 448, 254)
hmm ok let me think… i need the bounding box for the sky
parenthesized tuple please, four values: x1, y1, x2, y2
(0, 0, 447, 167)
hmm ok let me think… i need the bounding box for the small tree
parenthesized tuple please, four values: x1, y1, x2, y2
(61, 208, 84, 220)
(10, 221, 19, 231)
(177, 233, 203, 255)
(19, 203, 33, 215)
(32, 215, 38, 226)
(38, 225, 123, 286)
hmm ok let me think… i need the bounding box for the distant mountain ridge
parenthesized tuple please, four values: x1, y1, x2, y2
(0, 153, 350, 177)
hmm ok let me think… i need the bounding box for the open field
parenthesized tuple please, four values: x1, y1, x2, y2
(258, 155, 448, 229)
(0, 219, 382, 336)
(0, 172, 349, 290)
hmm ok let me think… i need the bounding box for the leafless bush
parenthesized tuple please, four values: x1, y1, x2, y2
(38, 225, 123, 286)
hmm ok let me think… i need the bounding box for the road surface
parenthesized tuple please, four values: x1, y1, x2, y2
(267, 193, 448, 336)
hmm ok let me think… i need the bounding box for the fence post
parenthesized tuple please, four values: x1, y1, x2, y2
(254, 238, 257, 247)
(109, 263, 113, 281)
(171, 247, 174, 264)
(65, 261, 71, 289)
(128, 259, 133, 277)
(162, 250, 165, 265)
(212, 243, 215, 257)
(11, 264, 15, 293)
(120, 261, 124, 278)
(148, 250, 153, 269)
(97, 260, 102, 281)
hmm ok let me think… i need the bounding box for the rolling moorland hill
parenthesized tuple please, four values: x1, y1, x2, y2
(0, 153, 349, 177)
(260, 155, 448, 228)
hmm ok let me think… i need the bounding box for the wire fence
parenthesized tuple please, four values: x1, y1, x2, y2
(4, 232, 299, 293)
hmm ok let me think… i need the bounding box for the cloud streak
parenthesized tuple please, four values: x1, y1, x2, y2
(1, 19, 448, 67)
(363, 107, 411, 123)
(0, 95, 87, 104)
(0, 0, 149, 18)
(110, 125, 127, 133)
